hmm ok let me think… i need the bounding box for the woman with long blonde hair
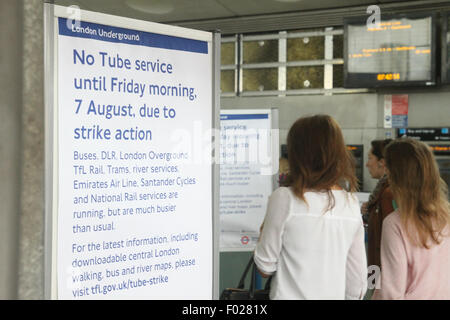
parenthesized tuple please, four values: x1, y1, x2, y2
(373, 138, 450, 299)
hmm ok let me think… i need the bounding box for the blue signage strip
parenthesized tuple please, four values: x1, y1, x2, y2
(58, 17, 208, 54)
(220, 114, 269, 120)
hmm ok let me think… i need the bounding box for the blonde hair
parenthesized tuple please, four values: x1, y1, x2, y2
(384, 138, 450, 248)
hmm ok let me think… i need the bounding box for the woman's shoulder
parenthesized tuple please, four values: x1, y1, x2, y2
(271, 186, 293, 198)
(382, 209, 401, 228)
(270, 187, 305, 207)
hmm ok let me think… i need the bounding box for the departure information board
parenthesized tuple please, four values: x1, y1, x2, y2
(430, 145, 450, 156)
(344, 14, 435, 88)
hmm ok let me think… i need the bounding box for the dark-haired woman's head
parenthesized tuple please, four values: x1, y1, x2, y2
(366, 139, 392, 179)
(287, 114, 357, 207)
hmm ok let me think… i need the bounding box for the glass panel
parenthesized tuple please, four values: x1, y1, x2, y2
(243, 68, 278, 91)
(221, 70, 235, 93)
(287, 37, 324, 61)
(243, 40, 278, 64)
(221, 42, 235, 65)
(333, 35, 343, 59)
(333, 64, 344, 88)
(287, 66, 324, 89)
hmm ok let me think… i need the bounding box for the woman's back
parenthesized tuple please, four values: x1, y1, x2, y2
(373, 210, 450, 300)
(254, 187, 367, 300)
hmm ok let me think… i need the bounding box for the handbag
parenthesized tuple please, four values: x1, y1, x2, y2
(220, 256, 272, 300)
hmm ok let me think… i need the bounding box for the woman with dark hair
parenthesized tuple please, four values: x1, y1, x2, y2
(372, 138, 450, 299)
(254, 114, 367, 300)
(362, 139, 394, 272)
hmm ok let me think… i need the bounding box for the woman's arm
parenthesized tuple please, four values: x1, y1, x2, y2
(372, 213, 408, 300)
(254, 188, 290, 277)
(345, 222, 368, 300)
(256, 268, 271, 278)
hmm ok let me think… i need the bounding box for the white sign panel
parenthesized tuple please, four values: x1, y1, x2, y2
(53, 9, 213, 299)
(219, 109, 276, 251)
(384, 95, 392, 128)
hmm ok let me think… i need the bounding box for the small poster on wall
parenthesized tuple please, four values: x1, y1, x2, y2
(384, 94, 409, 128)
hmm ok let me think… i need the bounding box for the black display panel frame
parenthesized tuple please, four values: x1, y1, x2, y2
(344, 12, 437, 88)
(441, 11, 450, 84)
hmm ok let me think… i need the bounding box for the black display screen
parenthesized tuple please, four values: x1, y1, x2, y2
(344, 13, 436, 88)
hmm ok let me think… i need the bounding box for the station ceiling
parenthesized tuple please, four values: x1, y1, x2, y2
(53, 0, 414, 24)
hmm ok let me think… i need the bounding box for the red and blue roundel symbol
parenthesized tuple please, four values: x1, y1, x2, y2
(241, 236, 249, 245)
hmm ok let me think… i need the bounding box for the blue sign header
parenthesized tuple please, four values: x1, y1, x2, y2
(58, 17, 208, 54)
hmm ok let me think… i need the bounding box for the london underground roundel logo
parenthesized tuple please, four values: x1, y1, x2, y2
(241, 236, 249, 245)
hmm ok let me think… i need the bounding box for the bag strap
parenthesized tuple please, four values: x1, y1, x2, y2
(237, 256, 254, 289)
(264, 274, 272, 290)
(250, 262, 273, 297)
(238, 255, 273, 297)
(249, 262, 257, 298)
